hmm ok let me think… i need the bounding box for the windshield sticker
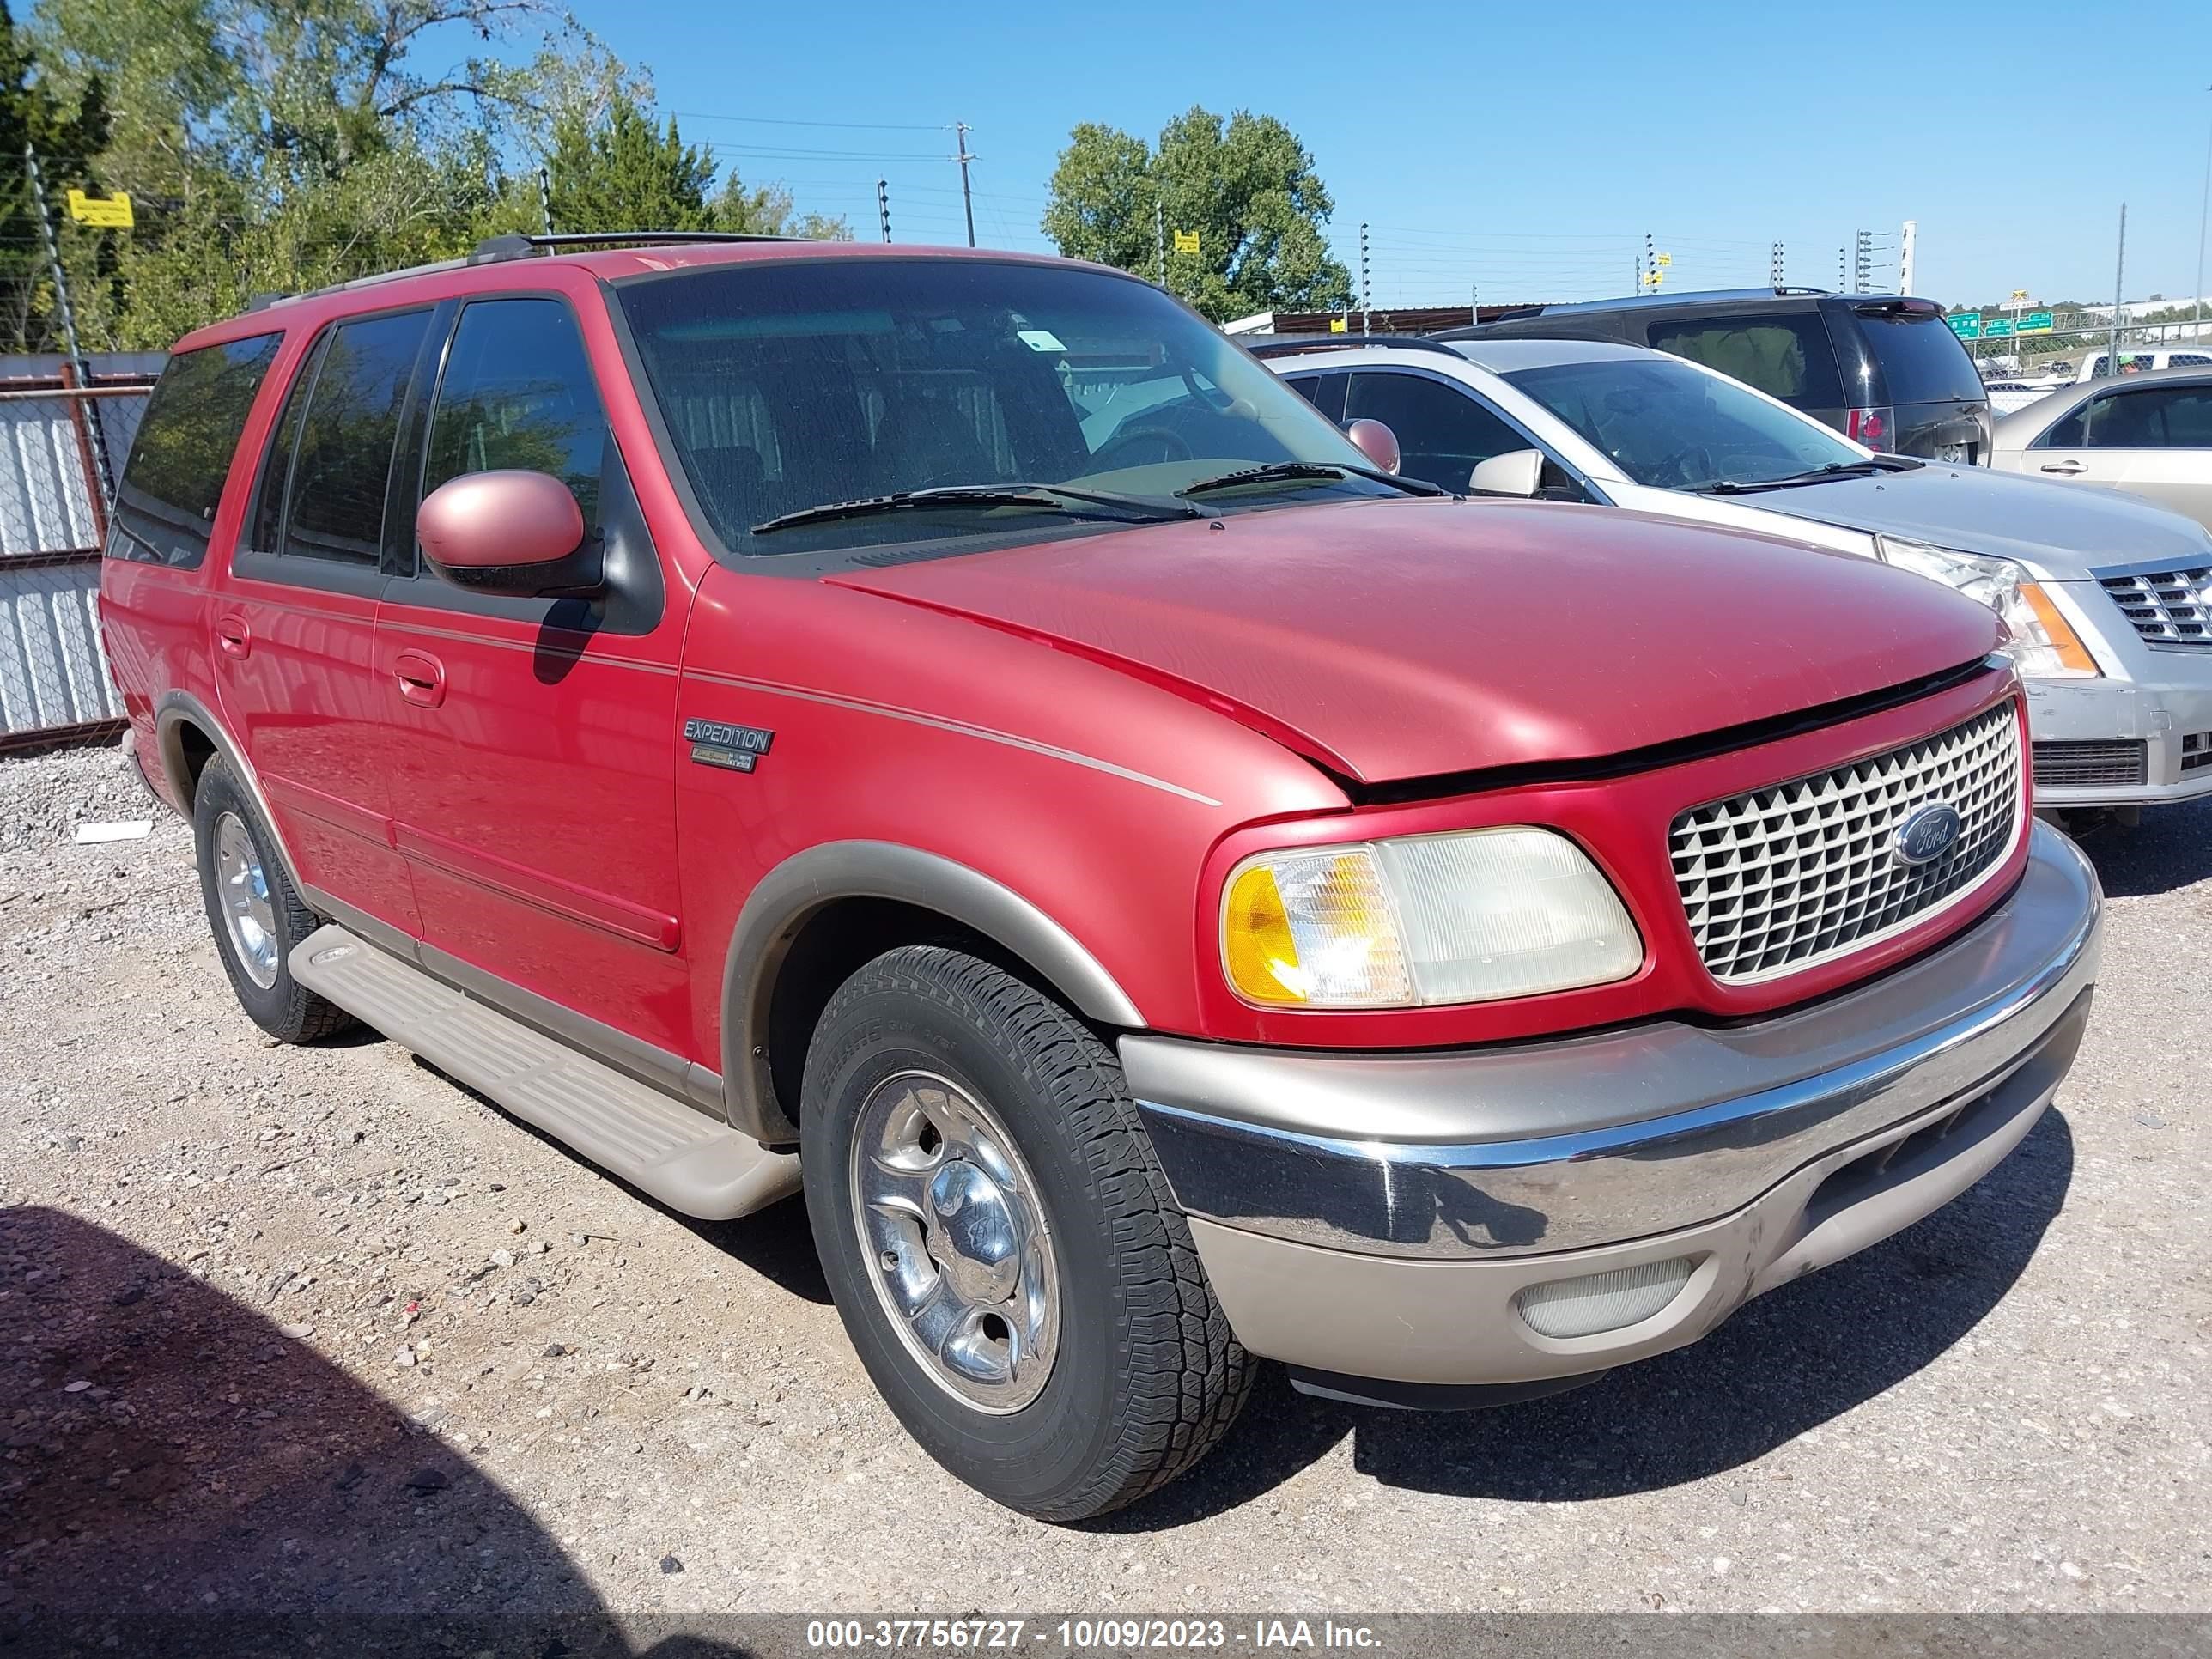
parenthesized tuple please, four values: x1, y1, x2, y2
(1016, 329, 1066, 353)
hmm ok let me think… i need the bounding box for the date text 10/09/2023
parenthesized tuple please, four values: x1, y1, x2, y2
(804, 1620, 1384, 1651)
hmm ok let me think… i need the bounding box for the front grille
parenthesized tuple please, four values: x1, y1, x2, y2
(2033, 738, 2148, 789)
(1670, 702, 2022, 984)
(2185, 732, 2212, 774)
(2098, 564, 2212, 647)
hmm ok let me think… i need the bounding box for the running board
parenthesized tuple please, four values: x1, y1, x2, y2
(289, 923, 799, 1220)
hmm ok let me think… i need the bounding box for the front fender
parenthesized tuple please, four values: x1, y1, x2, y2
(720, 840, 1146, 1143)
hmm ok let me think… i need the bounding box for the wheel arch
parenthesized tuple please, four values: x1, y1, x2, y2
(152, 690, 307, 896)
(721, 842, 1146, 1145)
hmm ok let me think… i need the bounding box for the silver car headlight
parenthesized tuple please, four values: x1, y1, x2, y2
(1219, 828, 1644, 1008)
(1875, 537, 2101, 679)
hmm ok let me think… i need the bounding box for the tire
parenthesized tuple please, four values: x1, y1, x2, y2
(802, 945, 1254, 1522)
(191, 757, 354, 1044)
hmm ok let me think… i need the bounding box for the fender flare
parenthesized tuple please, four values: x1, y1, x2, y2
(154, 690, 308, 896)
(721, 840, 1146, 1142)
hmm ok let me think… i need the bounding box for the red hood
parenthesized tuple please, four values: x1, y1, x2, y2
(828, 497, 2004, 786)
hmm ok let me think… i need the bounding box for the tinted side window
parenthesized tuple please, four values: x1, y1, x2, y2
(249, 343, 319, 552)
(1285, 371, 1347, 422)
(2083, 386, 2212, 448)
(1345, 371, 1527, 491)
(2040, 404, 2087, 447)
(425, 299, 608, 525)
(280, 310, 433, 563)
(1646, 313, 1844, 410)
(109, 333, 283, 567)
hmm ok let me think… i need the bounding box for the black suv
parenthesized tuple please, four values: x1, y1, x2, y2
(1439, 288, 1992, 465)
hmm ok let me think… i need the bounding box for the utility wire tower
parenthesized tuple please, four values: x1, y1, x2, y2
(2111, 203, 2129, 374)
(1853, 228, 1873, 292)
(877, 179, 891, 244)
(1154, 198, 1166, 288)
(1359, 222, 1370, 333)
(1771, 242, 1784, 287)
(953, 121, 976, 248)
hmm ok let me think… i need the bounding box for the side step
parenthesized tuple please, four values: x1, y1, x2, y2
(289, 924, 799, 1221)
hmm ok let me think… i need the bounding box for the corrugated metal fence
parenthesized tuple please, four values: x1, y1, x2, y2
(0, 352, 161, 750)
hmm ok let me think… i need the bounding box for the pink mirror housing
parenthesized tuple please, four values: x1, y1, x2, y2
(1345, 418, 1401, 475)
(417, 471, 585, 573)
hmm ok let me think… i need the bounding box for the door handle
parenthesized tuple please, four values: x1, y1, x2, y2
(2039, 460, 2088, 476)
(215, 616, 252, 660)
(392, 649, 447, 708)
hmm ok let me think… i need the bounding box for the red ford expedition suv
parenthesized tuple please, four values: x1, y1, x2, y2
(100, 234, 2102, 1521)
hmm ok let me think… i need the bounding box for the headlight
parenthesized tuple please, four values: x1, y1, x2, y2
(1875, 537, 2100, 679)
(1220, 828, 1643, 1008)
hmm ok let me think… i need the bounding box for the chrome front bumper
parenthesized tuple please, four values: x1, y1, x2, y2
(1124, 822, 2101, 1389)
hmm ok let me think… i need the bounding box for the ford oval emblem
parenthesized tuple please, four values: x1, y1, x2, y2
(1893, 803, 1964, 867)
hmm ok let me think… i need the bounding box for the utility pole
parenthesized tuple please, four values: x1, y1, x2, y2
(1852, 228, 1872, 292)
(1899, 220, 1917, 294)
(876, 179, 891, 245)
(1359, 222, 1370, 334)
(2111, 202, 2128, 375)
(538, 167, 552, 234)
(1770, 241, 1784, 288)
(2195, 86, 2211, 342)
(1644, 232, 1655, 293)
(953, 121, 976, 248)
(1838, 246, 1846, 290)
(23, 143, 110, 505)
(1154, 198, 1166, 289)
(1471, 282, 1479, 328)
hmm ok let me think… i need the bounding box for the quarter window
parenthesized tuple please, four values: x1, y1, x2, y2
(109, 333, 282, 567)
(1647, 315, 1845, 409)
(424, 299, 609, 525)
(267, 310, 434, 563)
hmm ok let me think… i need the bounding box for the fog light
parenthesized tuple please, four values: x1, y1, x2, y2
(1515, 1255, 1697, 1340)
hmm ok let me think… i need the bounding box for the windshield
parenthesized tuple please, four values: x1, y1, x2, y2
(1503, 356, 1864, 490)
(614, 258, 1392, 556)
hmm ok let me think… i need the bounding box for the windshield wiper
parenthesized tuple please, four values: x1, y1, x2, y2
(1703, 457, 1923, 495)
(751, 482, 1201, 537)
(1176, 460, 1446, 500)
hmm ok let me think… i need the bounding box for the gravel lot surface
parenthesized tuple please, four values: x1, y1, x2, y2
(2, 739, 2208, 1623)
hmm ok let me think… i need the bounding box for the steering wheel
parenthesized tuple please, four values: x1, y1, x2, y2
(1091, 425, 1194, 472)
(1649, 443, 1718, 489)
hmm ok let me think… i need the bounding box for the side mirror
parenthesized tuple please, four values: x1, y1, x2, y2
(417, 470, 599, 597)
(1469, 448, 1546, 498)
(1345, 418, 1401, 473)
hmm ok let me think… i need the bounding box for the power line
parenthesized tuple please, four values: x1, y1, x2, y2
(667, 112, 948, 132)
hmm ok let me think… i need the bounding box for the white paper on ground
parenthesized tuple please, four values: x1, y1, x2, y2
(73, 821, 153, 844)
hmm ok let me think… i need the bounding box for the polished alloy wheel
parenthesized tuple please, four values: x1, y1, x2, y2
(214, 811, 280, 989)
(849, 1069, 1060, 1412)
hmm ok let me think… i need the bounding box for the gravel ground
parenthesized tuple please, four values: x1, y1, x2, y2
(2, 738, 2208, 1622)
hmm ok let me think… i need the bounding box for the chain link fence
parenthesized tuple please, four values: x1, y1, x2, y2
(0, 362, 158, 750)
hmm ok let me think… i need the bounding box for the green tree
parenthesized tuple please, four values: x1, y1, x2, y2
(546, 89, 714, 234)
(0, 0, 111, 349)
(1042, 106, 1351, 320)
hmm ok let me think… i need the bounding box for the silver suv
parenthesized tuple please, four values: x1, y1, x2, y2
(1261, 334, 2212, 813)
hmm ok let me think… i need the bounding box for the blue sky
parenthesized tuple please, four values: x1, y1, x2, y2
(564, 0, 2212, 310)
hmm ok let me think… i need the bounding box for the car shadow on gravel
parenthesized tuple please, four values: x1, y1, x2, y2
(0, 1206, 744, 1655)
(2065, 799, 2212, 897)
(1094, 1109, 2074, 1528)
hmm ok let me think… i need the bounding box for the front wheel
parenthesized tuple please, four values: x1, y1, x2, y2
(802, 945, 1254, 1521)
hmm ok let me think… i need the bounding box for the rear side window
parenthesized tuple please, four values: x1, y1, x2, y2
(1646, 313, 1844, 409)
(1345, 371, 1528, 491)
(424, 298, 609, 525)
(1285, 371, 1347, 422)
(110, 333, 282, 567)
(2077, 386, 2212, 448)
(1850, 311, 1984, 406)
(276, 310, 434, 563)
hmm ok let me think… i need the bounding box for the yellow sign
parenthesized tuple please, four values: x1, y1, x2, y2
(1655, 252, 1673, 267)
(66, 189, 133, 229)
(1328, 317, 1348, 333)
(1171, 229, 1200, 255)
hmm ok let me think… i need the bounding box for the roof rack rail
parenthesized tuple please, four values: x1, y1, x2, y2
(468, 229, 805, 265)
(1243, 333, 1466, 360)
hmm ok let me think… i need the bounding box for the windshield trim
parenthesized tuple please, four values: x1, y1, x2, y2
(601, 258, 1389, 573)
